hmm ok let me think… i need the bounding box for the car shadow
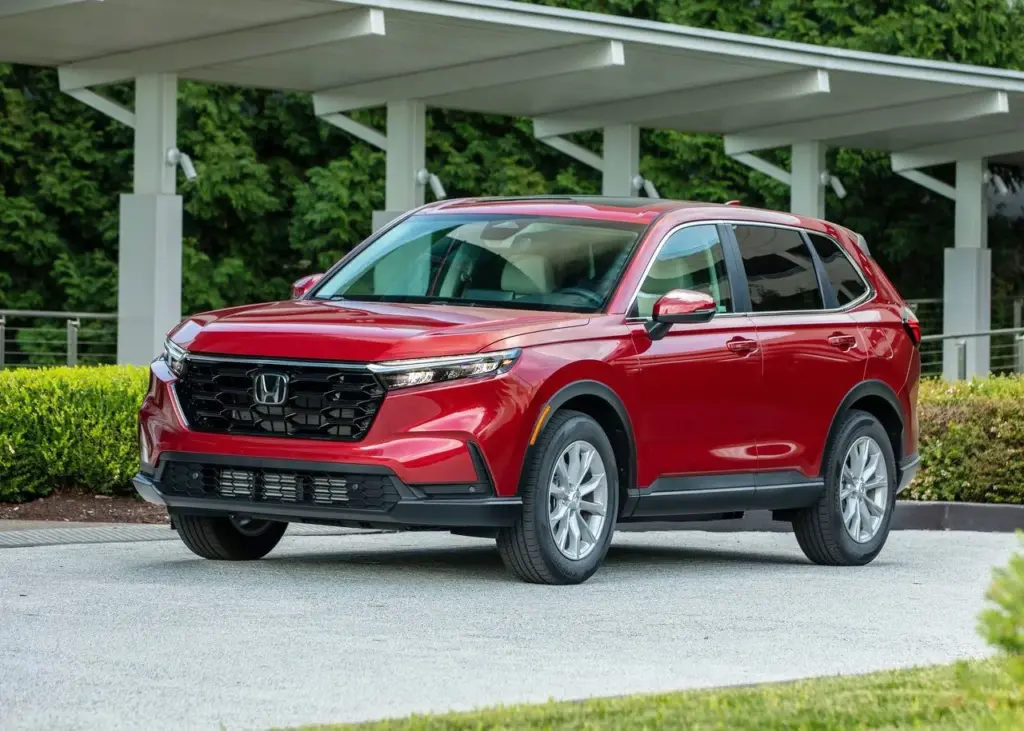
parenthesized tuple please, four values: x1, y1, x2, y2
(136, 534, 809, 585)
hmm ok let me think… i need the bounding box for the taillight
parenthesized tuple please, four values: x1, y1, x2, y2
(901, 305, 921, 346)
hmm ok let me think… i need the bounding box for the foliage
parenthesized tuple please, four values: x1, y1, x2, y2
(294, 659, 1024, 730)
(0, 365, 148, 500)
(980, 533, 1024, 686)
(909, 376, 1024, 504)
(5, 1, 1024, 329)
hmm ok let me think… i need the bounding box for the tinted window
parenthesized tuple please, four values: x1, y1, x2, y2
(733, 225, 822, 312)
(633, 224, 732, 317)
(808, 233, 869, 306)
(313, 214, 643, 313)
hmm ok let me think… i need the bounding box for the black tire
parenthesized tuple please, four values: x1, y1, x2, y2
(497, 409, 619, 585)
(174, 514, 287, 560)
(793, 409, 897, 566)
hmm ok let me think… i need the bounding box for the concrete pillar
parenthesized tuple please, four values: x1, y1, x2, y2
(384, 100, 425, 212)
(602, 124, 639, 197)
(790, 141, 826, 218)
(943, 158, 991, 379)
(117, 73, 182, 365)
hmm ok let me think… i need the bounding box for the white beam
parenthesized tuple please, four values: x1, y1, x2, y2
(730, 153, 791, 186)
(59, 9, 385, 91)
(539, 136, 604, 172)
(534, 69, 830, 138)
(313, 40, 624, 116)
(896, 170, 955, 200)
(65, 88, 134, 128)
(321, 113, 387, 151)
(0, 0, 99, 19)
(892, 130, 1024, 172)
(134, 74, 177, 196)
(725, 91, 1009, 155)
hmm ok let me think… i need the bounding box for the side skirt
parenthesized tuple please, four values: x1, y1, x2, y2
(621, 471, 824, 521)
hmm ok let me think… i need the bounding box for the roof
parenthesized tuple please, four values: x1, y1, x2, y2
(4, 0, 1024, 165)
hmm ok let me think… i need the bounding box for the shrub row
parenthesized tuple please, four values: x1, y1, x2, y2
(2, 366, 1024, 504)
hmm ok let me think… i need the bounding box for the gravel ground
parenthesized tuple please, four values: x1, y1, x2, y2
(0, 529, 1015, 731)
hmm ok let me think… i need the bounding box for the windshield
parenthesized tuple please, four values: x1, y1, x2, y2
(311, 214, 645, 312)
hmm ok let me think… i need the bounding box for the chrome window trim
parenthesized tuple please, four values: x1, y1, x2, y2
(624, 219, 875, 322)
(183, 353, 371, 370)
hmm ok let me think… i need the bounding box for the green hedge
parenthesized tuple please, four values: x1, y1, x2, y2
(2, 366, 1024, 504)
(0, 365, 148, 501)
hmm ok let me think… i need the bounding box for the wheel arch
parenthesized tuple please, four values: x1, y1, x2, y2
(532, 380, 636, 514)
(823, 380, 905, 476)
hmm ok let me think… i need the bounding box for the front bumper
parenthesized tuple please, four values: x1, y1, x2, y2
(134, 453, 521, 529)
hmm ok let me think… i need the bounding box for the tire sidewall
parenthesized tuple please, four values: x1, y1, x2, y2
(528, 414, 619, 583)
(825, 413, 897, 562)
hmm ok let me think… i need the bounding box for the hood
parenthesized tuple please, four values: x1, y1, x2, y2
(170, 299, 589, 362)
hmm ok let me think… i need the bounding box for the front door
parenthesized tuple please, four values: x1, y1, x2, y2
(629, 223, 763, 516)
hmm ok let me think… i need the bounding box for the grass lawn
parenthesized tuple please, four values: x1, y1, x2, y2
(296, 658, 1024, 730)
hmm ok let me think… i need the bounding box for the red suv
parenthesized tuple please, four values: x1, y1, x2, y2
(135, 196, 920, 584)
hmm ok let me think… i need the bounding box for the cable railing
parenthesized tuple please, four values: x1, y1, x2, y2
(0, 306, 1023, 377)
(0, 310, 117, 369)
(919, 327, 1024, 380)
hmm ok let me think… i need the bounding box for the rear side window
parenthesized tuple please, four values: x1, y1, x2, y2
(732, 225, 822, 312)
(807, 233, 870, 306)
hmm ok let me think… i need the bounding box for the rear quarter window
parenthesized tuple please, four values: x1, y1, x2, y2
(807, 233, 870, 306)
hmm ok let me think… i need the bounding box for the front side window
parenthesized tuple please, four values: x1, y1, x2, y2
(632, 224, 732, 318)
(312, 214, 643, 313)
(733, 225, 822, 312)
(807, 233, 870, 306)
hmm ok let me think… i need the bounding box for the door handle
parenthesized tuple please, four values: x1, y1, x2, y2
(828, 333, 857, 351)
(727, 337, 758, 354)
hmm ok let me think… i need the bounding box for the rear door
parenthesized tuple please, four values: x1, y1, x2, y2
(726, 223, 868, 487)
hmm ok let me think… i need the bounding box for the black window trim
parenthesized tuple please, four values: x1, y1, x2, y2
(623, 220, 745, 321)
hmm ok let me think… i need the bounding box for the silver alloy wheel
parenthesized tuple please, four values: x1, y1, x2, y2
(548, 440, 609, 561)
(839, 436, 889, 543)
(230, 516, 273, 537)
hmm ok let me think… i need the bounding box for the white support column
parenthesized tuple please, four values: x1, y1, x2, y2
(117, 73, 182, 365)
(375, 100, 426, 230)
(790, 141, 826, 218)
(943, 158, 991, 379)
(602, 124, 639, 197)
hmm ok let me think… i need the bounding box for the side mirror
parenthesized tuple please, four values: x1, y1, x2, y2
(645, 289, 717, 340)
(291, 273, 324, 299)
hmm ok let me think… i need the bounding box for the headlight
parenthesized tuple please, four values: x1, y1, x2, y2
(159, 338, 187, 377)
(367, 349, 520, 390)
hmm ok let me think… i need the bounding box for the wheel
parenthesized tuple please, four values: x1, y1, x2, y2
(497, 409, 619, 584)
(793, 409, 897, 566)
(174, 514, 287, 560)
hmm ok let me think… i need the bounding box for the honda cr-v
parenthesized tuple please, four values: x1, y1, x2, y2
(135, 196, 920, 584)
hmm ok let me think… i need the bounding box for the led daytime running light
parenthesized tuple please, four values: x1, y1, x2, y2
(368, 349, 520, 390)
(161, 338, 187, 376)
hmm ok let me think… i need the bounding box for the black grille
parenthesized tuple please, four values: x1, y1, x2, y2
(160, 462, 400, 511)
(174, 358, 385, 441)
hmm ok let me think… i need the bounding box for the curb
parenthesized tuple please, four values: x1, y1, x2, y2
(618, 501, 1024, 534)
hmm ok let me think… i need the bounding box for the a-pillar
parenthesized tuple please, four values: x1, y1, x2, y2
(602, 124, 639, 197)
(790, 141, 826, 218)
(117, 74, 182, 365)
(943, 158, 991, 379)
(373, 100, 426, 231)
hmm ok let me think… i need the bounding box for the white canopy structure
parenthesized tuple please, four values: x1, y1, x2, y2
(4, 0, 1024, 377)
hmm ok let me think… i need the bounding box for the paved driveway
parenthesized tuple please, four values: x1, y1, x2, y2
(0, 529, 1015, 730)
